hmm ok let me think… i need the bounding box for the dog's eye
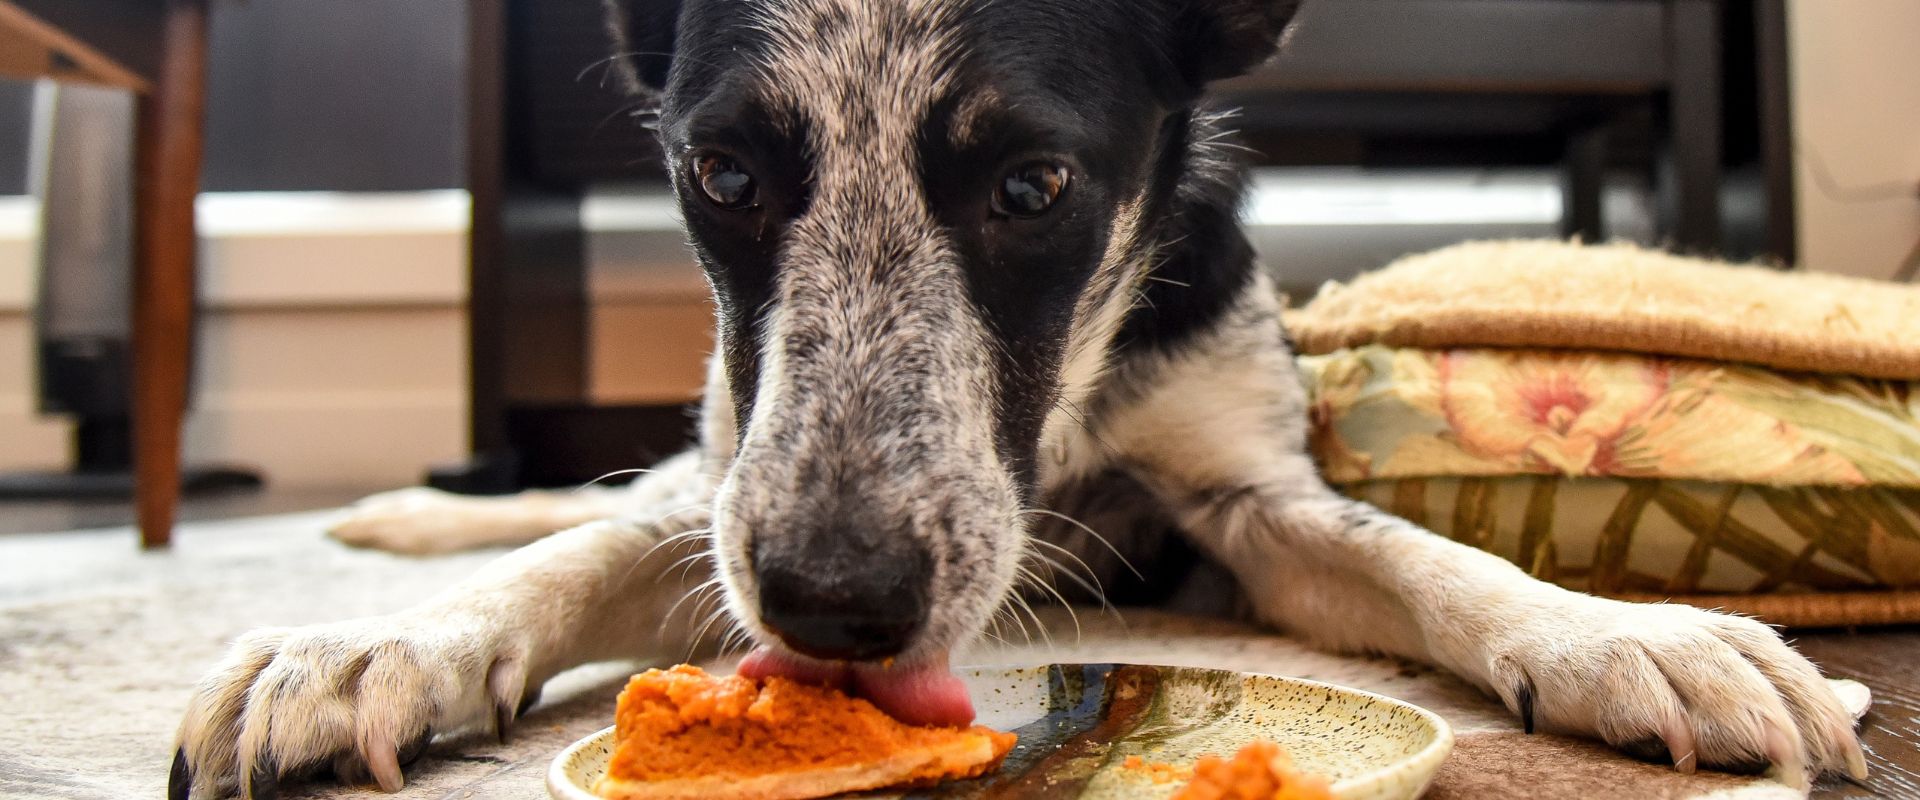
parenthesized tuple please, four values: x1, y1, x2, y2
(991, 162, 1070, 219)
(692, 154, 757, 210)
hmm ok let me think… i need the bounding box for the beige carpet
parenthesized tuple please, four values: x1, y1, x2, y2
(0, 512, 1806, 799)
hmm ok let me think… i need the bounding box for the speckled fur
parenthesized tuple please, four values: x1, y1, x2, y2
(172, 1, 1864, 797)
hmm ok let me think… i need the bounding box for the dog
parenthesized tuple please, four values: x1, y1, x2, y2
(170, 1, 1868, 797)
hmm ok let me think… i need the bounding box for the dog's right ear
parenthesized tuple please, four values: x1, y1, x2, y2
(602, 0, 682, 98)
(1170, 0, 1303, 87)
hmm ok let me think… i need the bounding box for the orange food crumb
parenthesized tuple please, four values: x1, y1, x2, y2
(1171, 740, 1334, 800)
(598, 665, 1015, 796)
(1121, 754, 1193, 784)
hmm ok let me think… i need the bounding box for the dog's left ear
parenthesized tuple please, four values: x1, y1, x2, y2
(1170, 0, 1303, 87)
(602, 0, 682, 98)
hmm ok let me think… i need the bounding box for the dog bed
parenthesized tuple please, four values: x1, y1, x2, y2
(1292, 240, 1920, 625)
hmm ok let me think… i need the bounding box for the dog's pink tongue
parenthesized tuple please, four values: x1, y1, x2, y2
(737, 647, 974, 728)
(737, 648, 850, 688)
(852, 658, 974, 727)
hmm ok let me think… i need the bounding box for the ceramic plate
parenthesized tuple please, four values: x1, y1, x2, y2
(549, 663, 1453, 800)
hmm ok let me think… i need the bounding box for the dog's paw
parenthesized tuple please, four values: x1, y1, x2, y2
(328, 487, 486, 555)
(1484, 599, 1867, 789)
(171, 612, 533, 800)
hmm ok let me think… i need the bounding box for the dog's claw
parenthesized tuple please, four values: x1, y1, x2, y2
(518, 684, 543, 717)
(1661, 705, 1697, 774)
(364, 728, 405, 793)
(1843, 736, 1869, 780)
(1762, 709, 1809, 790)
(168, 748, 191, 800)
(488, 654, 534, 746)
(246, 761, 279, 800)
(495, 700, 515, 745)
(1516, 677, 1536, 734)
(1670, 746, 1698, 775)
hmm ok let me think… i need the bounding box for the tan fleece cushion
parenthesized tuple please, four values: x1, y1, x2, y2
(1288, 240, 1920, 380)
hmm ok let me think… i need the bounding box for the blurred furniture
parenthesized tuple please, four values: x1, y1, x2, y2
(446, 0, 1796, 492)
(1213, 0, 1794, 258)
(0, 0, 216, 548)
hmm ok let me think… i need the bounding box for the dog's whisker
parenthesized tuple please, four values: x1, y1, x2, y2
(996, 579, 1038, 647)
(1021, 507, 1143, 580)
(653, 505, 715, 526)
(577, 467, 669, 491)
(661, 575, 726, 627)
(687, 604, 737, 661)
(1006, 589, 1055, 651)
(1023, 534, 1116, 598)
(1052, 397, 1129, 464)
(621, 525, 713, 585)
(667, 549, 717, 583)
(614, 526, 712, 591)
(722, 623, 757, 659)
(1017, 564, 1083, 644)
(663, 582, 720, 634)
(1023, 546, 1116, 618)
(989, 602, 1034, 648)
(576, 48, 727, 94)
(635, 525, 712, 562)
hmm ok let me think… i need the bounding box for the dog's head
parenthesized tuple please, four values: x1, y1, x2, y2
(606, 0, 1298, 718)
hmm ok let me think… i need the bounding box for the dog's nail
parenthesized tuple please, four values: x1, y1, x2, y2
(488, 655, 534, 746)
(1761, 718, 1808, 791)
(399, 727, 433, 767)
(364, 729, 405, 793)
(168, 748, 191, 800)
(1661, 708, 1697, 775)
(1516, 679, 1536, 735)
(1672, 749, 1697, 775)
(246, 761, 279, 800)
(1843, 734, 1869, 780)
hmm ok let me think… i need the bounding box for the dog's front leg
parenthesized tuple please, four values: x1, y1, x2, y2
(1146, 452, 1866, 788)
(171, 467, 718, 800)
(1099, 285, 1865, 787)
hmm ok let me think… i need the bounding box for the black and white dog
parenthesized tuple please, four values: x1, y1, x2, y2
(172, 1, 1866, 797)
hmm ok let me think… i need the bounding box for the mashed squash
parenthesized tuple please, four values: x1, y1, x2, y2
(593, 665, 1016, 800)
(1171, 740, 1335, 800)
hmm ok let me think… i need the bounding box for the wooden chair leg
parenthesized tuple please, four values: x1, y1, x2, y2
(131, 0, 209, 549)
(1559, 123, 1608, 244)
(1667, 0, 1723, 254)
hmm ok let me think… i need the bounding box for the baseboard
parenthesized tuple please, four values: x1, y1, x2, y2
(0, 191, 469, 313)
(182, 391, 467, 488)
(0, 192, 470, 487)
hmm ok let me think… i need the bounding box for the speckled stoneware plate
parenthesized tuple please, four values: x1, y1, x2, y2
(549, 663, 1453, 800)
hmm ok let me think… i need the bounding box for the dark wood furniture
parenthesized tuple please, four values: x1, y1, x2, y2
(448, 0, 1797, 491)
(0, 0, 210, 548)
(1213, 0, 1796, 257)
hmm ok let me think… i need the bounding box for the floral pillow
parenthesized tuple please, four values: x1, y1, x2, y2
(1300, 346, 1920, 606)
(1302, 345, 1920, 488)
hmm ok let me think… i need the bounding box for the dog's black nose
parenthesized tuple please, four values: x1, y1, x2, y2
(752, 530, 931, 661)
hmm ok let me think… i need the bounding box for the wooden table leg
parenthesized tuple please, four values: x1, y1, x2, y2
(131, 0, 208, 549)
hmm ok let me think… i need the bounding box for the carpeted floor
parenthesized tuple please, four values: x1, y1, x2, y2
(0, 512, 1811, 799)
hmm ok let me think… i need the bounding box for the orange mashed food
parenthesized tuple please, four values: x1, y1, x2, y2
(1170, 740, 1335, 800)
(592, 665, 1016, 800)
(1121, 754, 1193, 784)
